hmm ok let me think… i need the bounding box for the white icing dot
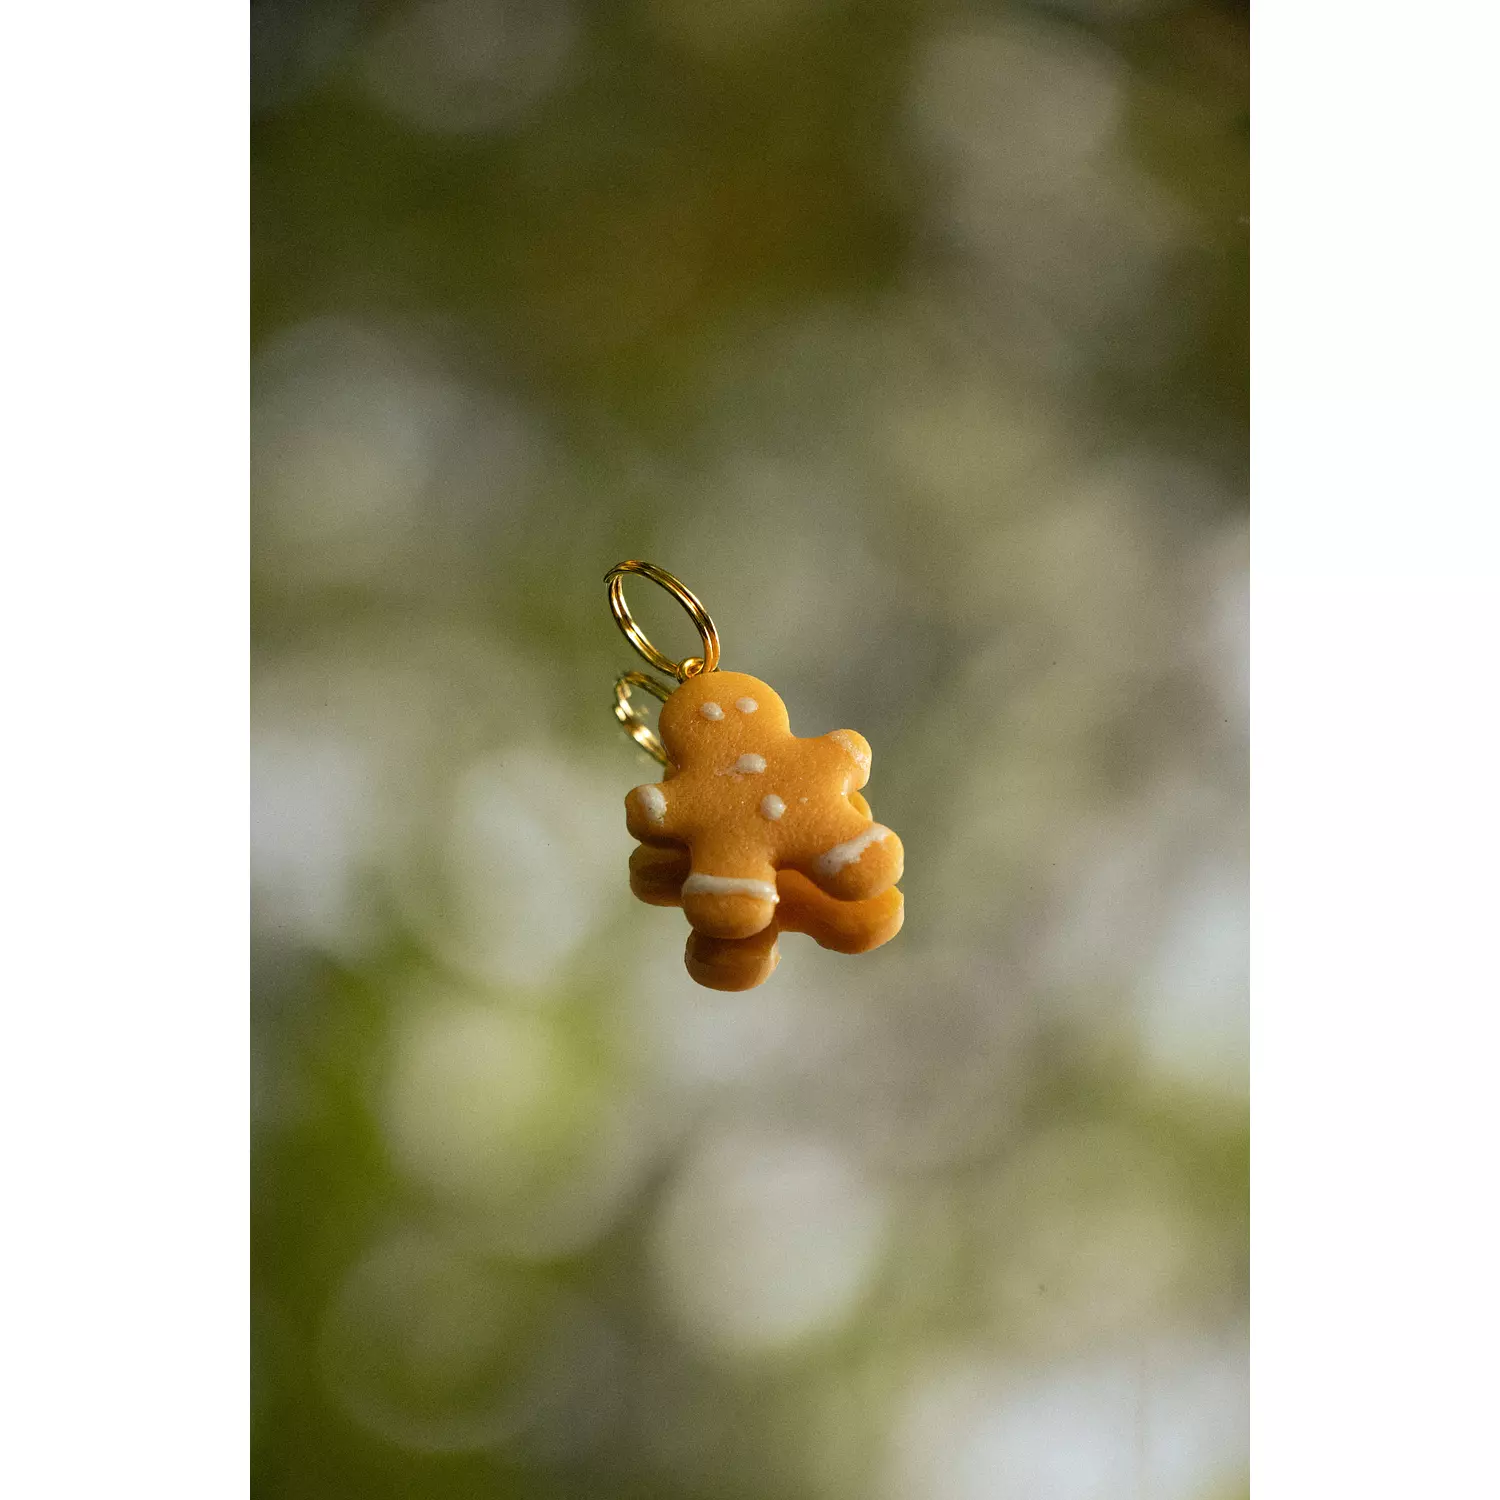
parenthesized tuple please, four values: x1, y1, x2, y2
(682, 873, 778, 902)
(735, 697, 759, 714)
(718, 753, 767, 776)
(700, 702, 725, 721)
(638, 784, 667, 825)
(759, 794, 785, 821)
(815, 824, 891, 876)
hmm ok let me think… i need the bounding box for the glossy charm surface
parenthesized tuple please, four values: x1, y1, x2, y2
(606, 563, 903, 990)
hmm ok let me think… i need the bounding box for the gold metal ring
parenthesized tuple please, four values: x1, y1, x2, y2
(613, 671, 673, 766)
(604, 560, 721, 682)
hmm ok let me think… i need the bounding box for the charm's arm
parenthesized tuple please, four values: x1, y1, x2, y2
(824, 729, 873, 792)
(625, 781, 683, 844)
(628, 841, 690, 905)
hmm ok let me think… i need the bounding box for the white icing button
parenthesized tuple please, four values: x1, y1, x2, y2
(700, 702, 725, 721)
(731, 753, 766, 775)
(760, 794, 785, 821)
(735, 697, 759, 714)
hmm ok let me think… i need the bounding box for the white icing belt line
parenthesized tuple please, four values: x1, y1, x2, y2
(682, 874, 779, 902)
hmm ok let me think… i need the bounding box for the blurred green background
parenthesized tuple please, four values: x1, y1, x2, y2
(252, 1, 1247, 1496)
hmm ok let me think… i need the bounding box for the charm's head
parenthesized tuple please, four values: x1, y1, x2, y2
(658, 670, 791, 766)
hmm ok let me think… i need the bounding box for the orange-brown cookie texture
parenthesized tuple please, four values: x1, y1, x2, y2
(625, 672, 905, 940)
(685, 925, 782, 992)
(629, 842, 905, 991)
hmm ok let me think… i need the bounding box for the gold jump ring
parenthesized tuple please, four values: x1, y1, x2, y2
(604, 560, 721, 683)
(613, 671, 673, 766)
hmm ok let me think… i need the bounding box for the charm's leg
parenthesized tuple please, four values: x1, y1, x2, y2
(627, 841, 900, 989)
(777, 871, 904, 954)
(792, 804, 905, 905)
(679, 834, 779, 940)
(684, 923, 782, 990)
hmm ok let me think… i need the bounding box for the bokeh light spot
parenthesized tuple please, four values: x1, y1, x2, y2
(319, 1229, 583, 1452)
(359, 0, 577, 136)
(652, 1126, 892, 1357)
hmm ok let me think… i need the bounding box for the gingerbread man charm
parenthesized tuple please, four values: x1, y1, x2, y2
(607, 562, 904, 990)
